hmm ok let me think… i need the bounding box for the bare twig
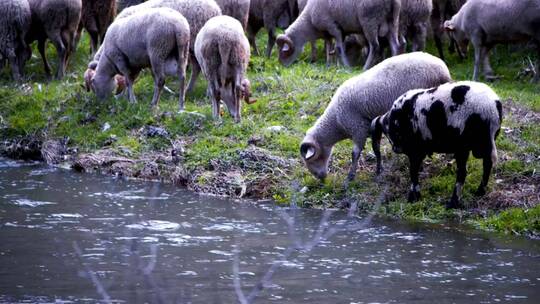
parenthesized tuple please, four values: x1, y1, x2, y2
(73, 241, 112, 303)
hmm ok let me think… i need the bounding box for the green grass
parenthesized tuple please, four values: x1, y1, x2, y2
(0, 31, 538, 236)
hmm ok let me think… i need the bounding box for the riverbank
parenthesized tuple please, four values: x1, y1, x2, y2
(1, 35, 538, 237)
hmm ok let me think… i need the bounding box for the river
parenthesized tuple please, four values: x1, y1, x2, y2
(0, 158, 538, 303)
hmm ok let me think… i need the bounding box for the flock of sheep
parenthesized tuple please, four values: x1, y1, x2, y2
(0, 0, 539, 207)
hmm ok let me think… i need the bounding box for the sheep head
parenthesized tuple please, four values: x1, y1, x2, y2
(444, 19, 469, 57)
(241, 79, 257, 105)
(276, 34, 297, 67)
(300, 136, 332, 181)
(85, 68, 126, 96)
(83, 68, 96, 92)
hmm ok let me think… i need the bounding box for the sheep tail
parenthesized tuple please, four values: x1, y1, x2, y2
(218, 41, 232, 88)
(490, 139, 498, 166)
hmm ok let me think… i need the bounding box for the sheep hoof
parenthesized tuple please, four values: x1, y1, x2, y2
(446, 196, 461, 209)
(407, 190, 421, 202)
(475, 186, 487, 197)
(485, 74, 501, 82)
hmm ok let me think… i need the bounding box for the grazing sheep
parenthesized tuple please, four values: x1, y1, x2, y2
(0, 0, 32, 81)
(300, 52, 451, 181)
(214, 0, 250, 30)
(444, 0, 540, 81)
(91, 8, 190, 110)
(398, 0, 432, 52)
(195, 16, 252, 123)
(117, 0, 146, 11)
(276, 0, 402, 70)
(76, 0, 116, 54)
(371, 81, 503, 208)
(94, 0, 221, 94)
(248, 0, 296, 57)
(431, 0, 466, 61)
(27, 0, 82, 79)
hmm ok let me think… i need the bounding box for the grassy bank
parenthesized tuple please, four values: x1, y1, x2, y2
(0, 33, 538, 237)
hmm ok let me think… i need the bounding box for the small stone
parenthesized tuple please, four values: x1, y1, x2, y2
(266, 125, 286, 133)
(102, 122, 111, 132)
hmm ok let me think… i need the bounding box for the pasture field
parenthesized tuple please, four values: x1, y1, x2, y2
(0, 32, 538, 236)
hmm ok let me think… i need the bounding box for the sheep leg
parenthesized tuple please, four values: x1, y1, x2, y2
(407, 154, 425, 202)
(482, 46, 497, 80)
(48, 31, 67, 79)
(247, 25, 260, 56)
(371, 126, 383, 175)
(326, 25, 349, 67)
(150, 59, 165, 108)
(186, 55, 201, 94)
(362, 28, 380, 70)
(178, 68, 187, 112)
(125, 74, 137, 103)
(265, 27, 276, 58)
(61, 29, 75, 74)
(448, 151, 469, 209)
(88, 30, 100, 55)
(412, 23, 428, 52)
(347, 134, 368, 181)
(310, 40, 318, 63)
(325, 39, 334, 67)
(387, 26, 401, 57)
(471, 33, 484, 81)
(476, 156, 493, 197)
(434, 33, 445, 62)
(7, 50, 21, 81)
(233, 84, 241, 123)
(37, 39, 52, 78)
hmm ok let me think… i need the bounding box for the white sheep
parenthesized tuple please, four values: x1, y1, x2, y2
(300, 52, 451, 181)
(276, 0, 401, 69)
(195, 15, 253, 123)
(0, 0, 32, 81)
(91, 7, 190, 110)
(87, 0, 221, 96)
(372, 81, 503, 208)
(444, 0, 540, 81)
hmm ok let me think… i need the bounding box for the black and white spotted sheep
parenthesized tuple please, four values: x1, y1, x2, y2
(371, 81, 503, 208)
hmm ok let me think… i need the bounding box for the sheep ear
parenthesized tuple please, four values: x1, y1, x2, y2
(282, 43, 290, 52)
(443, 21, 455, 31)
(300, 142, 317, 160)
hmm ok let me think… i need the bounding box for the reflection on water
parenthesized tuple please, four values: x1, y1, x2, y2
(0, 159, 539, 303)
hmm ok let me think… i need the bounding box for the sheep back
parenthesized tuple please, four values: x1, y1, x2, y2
(118, 0, 221, 49)
(102, 7, 189, 70)
(323, 52, 451, 134)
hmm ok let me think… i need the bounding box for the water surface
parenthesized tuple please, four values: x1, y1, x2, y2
(0, 159, 539, 303)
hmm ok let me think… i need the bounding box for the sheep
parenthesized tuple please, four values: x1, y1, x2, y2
(0, 0, 32, 81)
(117, 0, 146, 11)
(214, 0, 250, 30)
(431, 0, 466, 62)
(398, 0, 432, 52)
(371, 81, 503, 208)
(276, 0, 402, 70)
(299, 52, 451, 181)
(88, 0, 221, 97)
(444, 0, 540, 82)
(26, 0, 82, 79)
(247, 0, 297, 57)
(90, 7, 190, 110)
(76, 0, 116, 54)
(195, 15, 253, 123)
